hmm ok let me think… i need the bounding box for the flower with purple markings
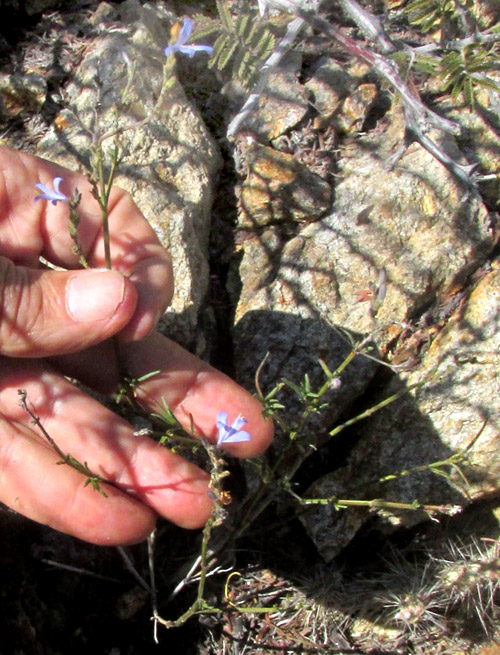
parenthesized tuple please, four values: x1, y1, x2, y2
(164, 17, 213, 58)
(216, 412, 252, 446)
(34, 177, 68, 205)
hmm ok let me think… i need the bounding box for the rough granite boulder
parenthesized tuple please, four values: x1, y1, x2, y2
(300, 262, 500, 561)
(232, 104, 494, 416)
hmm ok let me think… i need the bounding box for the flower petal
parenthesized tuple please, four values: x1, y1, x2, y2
(230, 415, 247, 432)
(216, 412, 252, 446)
(178, 44, 213, 57)
(164, 18, 211, 59)
(178, 17, 194, 46)
(34, 182, 52, 197)
(217, 411, 228, 428)
(53, 177, 64, 194)
(34, 177, 68, 205)
(223, 430, 252, 444)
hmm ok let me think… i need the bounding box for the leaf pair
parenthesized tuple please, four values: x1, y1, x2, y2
(193, 0, 275, 88)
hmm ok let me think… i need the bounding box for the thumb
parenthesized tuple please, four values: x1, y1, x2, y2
(0, 257, 137, 357)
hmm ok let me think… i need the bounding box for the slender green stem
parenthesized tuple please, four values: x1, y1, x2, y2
(18, 390, 107, 496)
(95, 142, 119, 270)
(154, 515, 218, 629)
(328, 384, 409, 438)
(299, 495, 462, 516)
(91, 142, 128, 378)
(154, 441, 230, 629)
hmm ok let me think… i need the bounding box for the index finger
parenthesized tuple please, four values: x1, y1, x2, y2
(0, 147, 173, 340)
(50, 332, 274, 458)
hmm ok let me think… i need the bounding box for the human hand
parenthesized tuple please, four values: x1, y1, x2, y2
(0, 147, 273, 545)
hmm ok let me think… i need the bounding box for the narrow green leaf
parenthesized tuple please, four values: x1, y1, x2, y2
(251, 29, 275, 60)
(282, 378, 303, 396)
(414, 55, 440, 75)
(216, 0, 234, 33)
(192, 18, 223, 40)
(231, 47, 246, 80)
(243, 21, 259, 46)
(464, 77, 474, 107)
(208, 33, 232, 69)
(236, 49, 256, 87)
(235, 13, 251, 40)
(217, 38, 238, 71)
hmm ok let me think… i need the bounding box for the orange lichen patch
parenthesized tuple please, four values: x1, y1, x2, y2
(55, 113, 71, 131)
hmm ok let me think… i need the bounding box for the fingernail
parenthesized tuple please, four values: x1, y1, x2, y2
(66, 270, 126, 322)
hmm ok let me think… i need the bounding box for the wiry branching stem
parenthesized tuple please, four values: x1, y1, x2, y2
(338, 0, 396, 54)
(17, 390, 108, 496)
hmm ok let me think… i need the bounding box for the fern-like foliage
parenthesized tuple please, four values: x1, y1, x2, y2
(440, 44, 500, 106)
(400, 0, 500, 108)
(390, 50, 440, 79)
(406, 0, 457, 33)
(193, 0, 275, 89)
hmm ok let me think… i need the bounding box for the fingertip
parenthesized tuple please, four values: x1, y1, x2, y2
(117, 441, 214, 530)
(209, 378, 275, 458)
(176, 373, 274, 459)
(55, 483, 158, 546)
(247, 412, 274, 457)
(177, 489, 214, 529)
(247, 397, 275, 455)
(124, 334, 275, 458)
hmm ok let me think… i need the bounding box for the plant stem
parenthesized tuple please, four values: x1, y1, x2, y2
(300, 495, 462, 516)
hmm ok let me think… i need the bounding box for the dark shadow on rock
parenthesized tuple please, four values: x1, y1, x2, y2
(233, 310, 378, 432)
(225, 310, 499, 651)
(233, 311, 492, 542)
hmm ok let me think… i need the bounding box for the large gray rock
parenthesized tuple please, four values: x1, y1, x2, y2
(232, 103, 495, 558)
(300, 263, 500, 561)
(225, 51, 308, 141)
(0, 72, 46, 119)
(233, 103, 493, 387)
(236, 140, 332, 227)
(448, 83, 500, 207)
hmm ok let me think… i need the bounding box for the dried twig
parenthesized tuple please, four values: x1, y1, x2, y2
(338, 0, 395, 54)
(227, 16, 308, 138)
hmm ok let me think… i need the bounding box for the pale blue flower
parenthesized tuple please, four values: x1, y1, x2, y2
(34, 177, 68, 205)
(216, 412, 252, 446)
(164, 17, 213, 58)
